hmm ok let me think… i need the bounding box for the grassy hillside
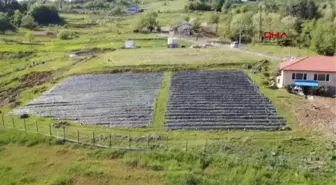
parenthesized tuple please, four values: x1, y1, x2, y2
(0, 10, 335, 185)
(0, 128, 335, 185)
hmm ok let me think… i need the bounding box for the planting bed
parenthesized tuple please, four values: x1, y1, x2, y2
(13, 73, 163, 127)
(165, 70, 286, 130)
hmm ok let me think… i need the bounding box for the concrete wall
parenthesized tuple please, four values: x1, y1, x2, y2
(277, 70, 336, 88)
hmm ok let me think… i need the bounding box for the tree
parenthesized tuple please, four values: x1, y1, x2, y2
(310, 20, 336, 56)
(286, 0, 319, 20)
(230, 12, 254, 42)
(29, 4, 63, 25)
(25, 31, 35, 42)
(191, 17, 201, 33)
(212, 0, 225, 12)
(299, 20, 315, 47)
(12, 9, 22, 26)
(209, 13, 220, 34)
(221, 0, 232, 13)
(135, 12, 159, 33)
(0, 12, 15, 33)
(183, 15, 190, 22)
(21, 14, 37, 29)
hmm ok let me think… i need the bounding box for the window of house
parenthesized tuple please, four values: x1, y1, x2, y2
(292, 73, 307, 80)
(314, 74, 330, 81)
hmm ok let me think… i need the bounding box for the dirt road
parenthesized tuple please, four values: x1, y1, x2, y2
(159, 32, 283, 61)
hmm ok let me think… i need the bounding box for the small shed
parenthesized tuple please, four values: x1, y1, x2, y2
(69, 53, 79, 59)
(167, 37, 178, 48)
(125, 40, 135, 49)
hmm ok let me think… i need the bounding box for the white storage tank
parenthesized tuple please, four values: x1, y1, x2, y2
(167, 37, 178, 48)
(125, 40, 135, 49)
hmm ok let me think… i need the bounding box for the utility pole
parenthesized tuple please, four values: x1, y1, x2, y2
(259, 5, 262, 42)
(287, 1, 292, 57)
(239, 23, 242, 48)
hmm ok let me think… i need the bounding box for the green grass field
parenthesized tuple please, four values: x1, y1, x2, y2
(0, 11, 335, 185)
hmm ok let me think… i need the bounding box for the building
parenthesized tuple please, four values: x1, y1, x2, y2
(124, 40, 135, 49)
(276, 55, 336, 94)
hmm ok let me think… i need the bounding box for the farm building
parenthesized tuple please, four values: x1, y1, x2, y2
(124, 40, 135, 49)
(276, 55, 336, 94)
(167, 37, 178, 48)
(33, 31, 57, 37)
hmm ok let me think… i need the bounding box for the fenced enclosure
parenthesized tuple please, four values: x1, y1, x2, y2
(0, 114, 219, 151)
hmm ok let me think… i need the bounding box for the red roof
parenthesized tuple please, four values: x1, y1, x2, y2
(280, 56, 336, 73)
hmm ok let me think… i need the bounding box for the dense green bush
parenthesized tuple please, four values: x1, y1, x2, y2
(21, 14, 37, 29)
(0, 12, 16, 32)
(29, 5, 64, 25)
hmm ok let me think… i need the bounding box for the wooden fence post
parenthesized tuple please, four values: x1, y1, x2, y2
(12, 117, 15, 129)
(92, 132, 95, 146)
(24, 119, 27, 131)
(49, 124, 52, 136)
(166, 136, 169, 150)
(109, 134, 112, 148)
(204, 140, 208, 152)
(63, 126, 66, 142)
(128, 134, 131, 149)
(2, 114, 4, 128)
(35, 121, 39, 133)
(185, 139, 188, 151)
(147, 135, 150, 149)
(77, 129, 80, 143)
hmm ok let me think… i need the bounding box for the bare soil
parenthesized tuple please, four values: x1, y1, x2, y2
(280, 96, 336, 139)
(0, 56, 95, 107)
(72, 47, 115, 56)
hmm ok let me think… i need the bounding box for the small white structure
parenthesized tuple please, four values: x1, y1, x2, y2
(125, 40, 135, 49)
(69, 53, 79, 59)
(230, 41, 239, 48)
(167, 37, 178, 48)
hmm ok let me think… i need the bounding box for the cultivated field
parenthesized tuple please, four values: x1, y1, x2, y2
(13, 73, 163, 127)
(165, 70, 286, 130)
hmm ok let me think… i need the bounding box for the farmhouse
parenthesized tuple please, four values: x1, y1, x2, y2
(277, 55, 336, 94)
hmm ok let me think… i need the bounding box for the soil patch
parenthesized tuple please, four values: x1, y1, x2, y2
(0, 57, 94, 108)
(72, 48, 115, 56)
(280, 96, 336, 139)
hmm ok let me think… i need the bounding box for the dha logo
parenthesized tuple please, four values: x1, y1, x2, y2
(263, 32, 288, 39)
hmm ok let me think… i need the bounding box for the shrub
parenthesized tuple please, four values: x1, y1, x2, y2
(21, 15, 37, 30)
(262, 80, 269, 86)
(263, 72, 270, 78)
(58, 31, 77, 40)
(29, 5, 63, 25)
(285, 85, 293, 93)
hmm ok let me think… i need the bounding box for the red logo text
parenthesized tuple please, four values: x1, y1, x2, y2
(263, 32, 288, 39)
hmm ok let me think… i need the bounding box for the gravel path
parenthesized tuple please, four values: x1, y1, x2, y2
(13, 73, 163, 127)
(158, 31, 282, 61)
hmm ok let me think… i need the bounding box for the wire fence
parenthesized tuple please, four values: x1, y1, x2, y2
(0, 114, 217, 151)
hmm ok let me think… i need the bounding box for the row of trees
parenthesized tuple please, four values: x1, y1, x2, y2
(0, 0, 63, 32)
(215, 12, 335, 55)
(188, 0, 335, 55)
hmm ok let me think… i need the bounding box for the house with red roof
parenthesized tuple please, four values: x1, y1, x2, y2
(276, 55, 336, 93)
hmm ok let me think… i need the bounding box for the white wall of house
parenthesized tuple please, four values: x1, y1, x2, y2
(277, 70, 336, 88)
